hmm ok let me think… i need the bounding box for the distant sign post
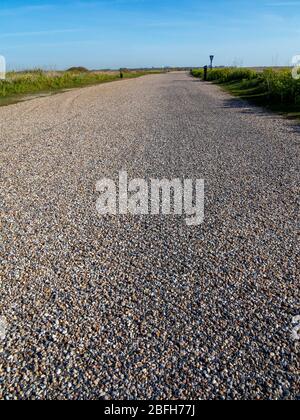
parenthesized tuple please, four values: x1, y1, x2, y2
(210, 55, 214, 69)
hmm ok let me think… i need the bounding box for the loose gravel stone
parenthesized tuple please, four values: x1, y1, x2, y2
(0, 72, 299, 400)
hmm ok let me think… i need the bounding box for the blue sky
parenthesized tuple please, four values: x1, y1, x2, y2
(0, 0, 299, 69)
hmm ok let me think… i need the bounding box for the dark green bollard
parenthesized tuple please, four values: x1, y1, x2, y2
(203, 65, 208, 81)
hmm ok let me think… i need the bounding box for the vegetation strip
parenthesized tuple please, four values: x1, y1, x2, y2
(0, 69, 161, 106)
(191, 68, 300, 119)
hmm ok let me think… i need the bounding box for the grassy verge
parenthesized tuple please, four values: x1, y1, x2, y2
(0, 69, 161, 106)
(191, 68, 300, 120)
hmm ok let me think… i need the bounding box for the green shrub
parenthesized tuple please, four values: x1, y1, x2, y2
(262, 69, 300, 104)
(66, 66, 89, 73)
(191, 69, 204, 79)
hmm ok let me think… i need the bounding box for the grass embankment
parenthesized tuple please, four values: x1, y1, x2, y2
(0, 69, 161, 106)
(191, 68, 300, 119)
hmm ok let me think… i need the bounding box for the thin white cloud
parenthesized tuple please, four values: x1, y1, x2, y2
(0, 29, 83, 38)
(0, 4, 55, 17)
(267, 1, 300, 5)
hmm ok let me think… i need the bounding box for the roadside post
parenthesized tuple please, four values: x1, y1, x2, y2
(203, 65, 208, 81)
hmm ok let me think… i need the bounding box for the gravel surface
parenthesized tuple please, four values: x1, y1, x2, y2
(0, 72, 299, 400)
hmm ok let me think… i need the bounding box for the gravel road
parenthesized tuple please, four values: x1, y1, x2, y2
(0, 72, 299, 400)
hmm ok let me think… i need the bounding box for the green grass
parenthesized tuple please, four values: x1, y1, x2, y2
(191, 67, 300, 120)
(0, 69, 161, 106)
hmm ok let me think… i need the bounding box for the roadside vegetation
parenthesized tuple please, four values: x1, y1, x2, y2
(191, 67, 300, 119)
(0, 68, 161, 105)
